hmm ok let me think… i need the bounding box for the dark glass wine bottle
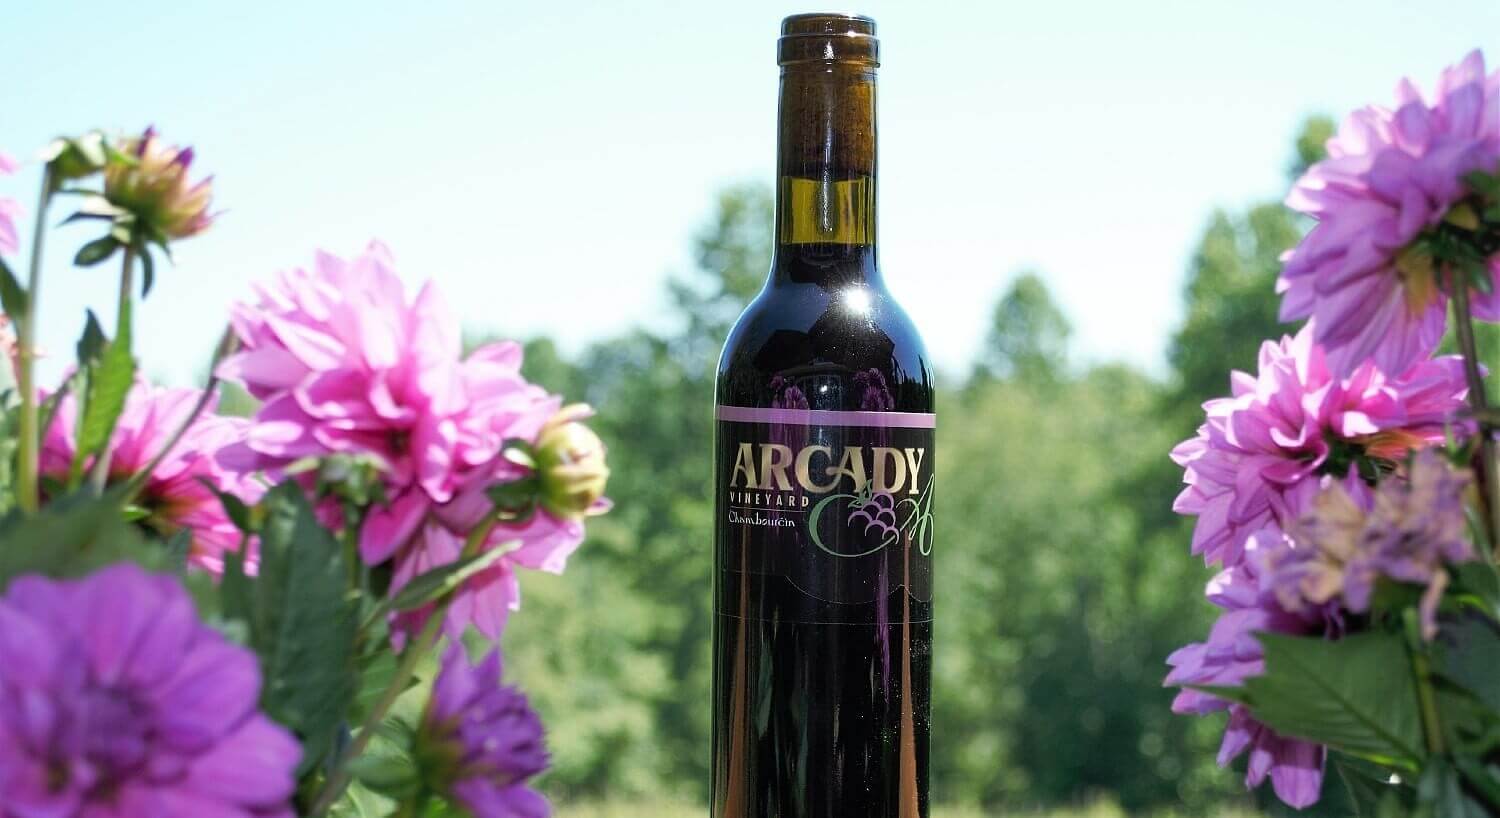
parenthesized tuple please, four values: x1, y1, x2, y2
(711, 13, 934, 818)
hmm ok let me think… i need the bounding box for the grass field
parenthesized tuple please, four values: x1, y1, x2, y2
(552, 803, 1260, 818)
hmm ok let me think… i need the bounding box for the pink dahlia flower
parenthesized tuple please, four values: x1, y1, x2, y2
(416, 646, 550, 818)
(1171, 324, 1468, 567)
(0, 150, 21, 256)
(1279, 49, 1500, 376)
(218, 242, 466, 491)
(1165, 529, 1336, 809)
(359, 344, 592, 641)
(0, 564, 300, 817)
(223, 245, 606, 640)
(41, 382, 262, 573)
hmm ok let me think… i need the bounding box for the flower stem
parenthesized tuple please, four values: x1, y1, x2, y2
(1451, 279, 1500, 559)
(87, 244, 136, 494)
(1404, 609, 1447, 756)
(119, 375, 218, 505)
(118, 327, 234, 506)
(15, 166, 55, 513)
(309, 512, 504, 816)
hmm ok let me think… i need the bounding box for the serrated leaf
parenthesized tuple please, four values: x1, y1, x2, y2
(1243, 631, 1424, 763)
(74, 236, 119, 267)
(249, 481, 356, 777)
(0, 256, 27, 318)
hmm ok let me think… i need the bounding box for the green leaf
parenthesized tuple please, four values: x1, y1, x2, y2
(220, 545, 254, 625)
(1336, 756, 1410, 818)
(1417, 759, 1492, 818)
(345, 753, 419, 799)
(74, 310, 106, 368)
(352, 650, 404, 723)
(71, 299, 135, 479)
(163, 528, 192, 572)
(1242, 632, 1425, 764)
(1465, 170, 1500, 198)
(385, 543, 516, 613)
(246, 481, 357, 777)
(139, 246, 155, 297)
(1451, 561, 1500, 618)
(326, 780, 396, 818)
(1182, 683, 1252, 706)
(1435, 613, 1500, 714)
(1452, 755, 1500, 813)
(0, 255, 28, 318)
(199, 477, 256, 533)
(73, 236, 119, 267)
(0, 488, 161, 587)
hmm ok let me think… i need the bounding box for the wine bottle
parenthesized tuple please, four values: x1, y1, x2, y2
(711, 13, 934, 818)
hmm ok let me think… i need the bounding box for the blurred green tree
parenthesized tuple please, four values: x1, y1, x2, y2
(973, 271, 1072, 386)
(483, 115, 1364, 815)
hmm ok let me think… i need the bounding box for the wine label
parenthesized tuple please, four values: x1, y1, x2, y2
(714, 406, 934, 624)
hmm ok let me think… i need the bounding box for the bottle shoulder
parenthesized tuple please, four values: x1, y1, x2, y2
(716, 280, 934, 412)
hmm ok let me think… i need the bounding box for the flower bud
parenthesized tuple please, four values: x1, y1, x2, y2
(533, 404, 610, 521)
(42, 131, 108, 183)
(104, 127, 215, 241)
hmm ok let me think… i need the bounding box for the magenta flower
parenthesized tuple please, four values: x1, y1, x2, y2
(0, 150, 21, 256)
(1165, 529, 1336, 809)
(222, 245, 606, 641)
(0, 564, 300, 817)
(1171, 325, 1468, 567)
(40, 382, 263, 574)
(416, 646, 549, 818)
(1279, 50, 1500, 376)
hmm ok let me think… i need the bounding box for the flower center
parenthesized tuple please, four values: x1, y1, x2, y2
(1317, 437, 1392, 484)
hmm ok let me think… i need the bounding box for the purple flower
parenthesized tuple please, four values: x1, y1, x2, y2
(0, 564, 300, 817)
(0, 150, 20, 256)
(40, 382, 264, 574)
(1171, 325, 1468, 567)
(1284, 449, 1475, 638)
(1165, 530, 1334, 809)
(417, 646, 549, 818)
(1279, 50, 1500, 376)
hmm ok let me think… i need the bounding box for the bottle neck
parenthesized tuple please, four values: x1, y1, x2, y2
(772, 63, 879, 285)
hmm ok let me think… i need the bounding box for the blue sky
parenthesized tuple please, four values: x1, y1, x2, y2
(3, 1, 1498, 386)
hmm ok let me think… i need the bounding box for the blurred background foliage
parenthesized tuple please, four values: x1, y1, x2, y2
(225, 116, 1365, 816)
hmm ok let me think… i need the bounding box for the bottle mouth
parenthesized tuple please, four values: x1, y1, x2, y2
(778, 13, 879, 67)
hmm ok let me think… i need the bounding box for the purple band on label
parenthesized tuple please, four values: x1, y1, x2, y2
(715, 405, 937, 429)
